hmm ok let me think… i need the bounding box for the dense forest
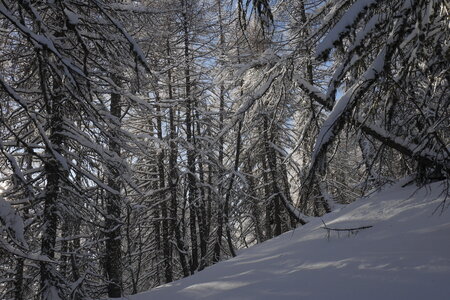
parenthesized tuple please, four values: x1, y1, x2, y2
(0, 0, 448, 299)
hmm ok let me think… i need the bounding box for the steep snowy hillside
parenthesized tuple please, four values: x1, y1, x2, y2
(116, 180, 450, 300)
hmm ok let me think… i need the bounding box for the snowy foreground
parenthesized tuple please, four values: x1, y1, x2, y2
(115, 180, 450, 300)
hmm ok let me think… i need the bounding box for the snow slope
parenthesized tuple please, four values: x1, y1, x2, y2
(117, 180, 450, 300)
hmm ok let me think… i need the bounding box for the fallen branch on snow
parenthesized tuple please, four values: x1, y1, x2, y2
(321, 220, 373, 239)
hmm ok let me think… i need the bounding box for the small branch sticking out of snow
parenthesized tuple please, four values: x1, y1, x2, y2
(321, 220, 373, 239)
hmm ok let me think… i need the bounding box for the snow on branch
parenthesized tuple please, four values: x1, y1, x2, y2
(214, 71, 280, 144)
(294, 75, 332, 109)
(316, 0, 380, 60)
(311, 47, 386, 167)
(295, 76, 450, 176)
(354, 117, 450, 174)
(92, 0, 153, 75)
(296, 69, 450, 175)
(0, 196, 27, 247)
(0, 76, 69, 172)
(279, 192, 307, 225)
(326, 14, 384, 100)
(0, 2, 85, 84)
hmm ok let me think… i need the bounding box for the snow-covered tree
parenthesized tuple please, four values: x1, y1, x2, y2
(0, 0, 154, 298)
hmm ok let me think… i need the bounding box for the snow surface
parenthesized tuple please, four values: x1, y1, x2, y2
(113, 180, 450, 300)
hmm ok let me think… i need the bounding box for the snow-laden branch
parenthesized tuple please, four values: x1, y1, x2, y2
(0, 196, 27, 248)
(315, 0, 381, 60)
(214, 71, 280, 145)
(92, 0, 153, 75)
(0, 2, 85, 85)
(310, 47, 386, 168)
(279, 192, 307, 225)
(354, 117, 450, 173)
(0, 76, 69, 172)
(293, 71, 449, 174)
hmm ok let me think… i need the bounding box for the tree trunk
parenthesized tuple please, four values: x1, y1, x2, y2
(213, 0, 226, 264)
(167, 39, 189, 278)
(15, 258, 25, 300)
(40, 53, 64, 300)
(182, 0, 199, 274)
(105, 84, 122, 298)
(156, 92, 172, 283)
(263, 116, 282, 236)
(244, 158, 264, 243)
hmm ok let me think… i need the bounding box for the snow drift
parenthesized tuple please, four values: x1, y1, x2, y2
(115, 180, 450, 300)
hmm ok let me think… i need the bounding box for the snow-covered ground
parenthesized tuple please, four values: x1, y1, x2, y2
(117, 180, 450, 300)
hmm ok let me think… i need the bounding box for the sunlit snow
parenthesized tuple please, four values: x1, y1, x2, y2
(110, 180, 450, 300)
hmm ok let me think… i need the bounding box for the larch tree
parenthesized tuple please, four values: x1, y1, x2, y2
(0, 0, 156, 298)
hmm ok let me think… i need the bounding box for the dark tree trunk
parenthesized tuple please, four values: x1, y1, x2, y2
(156, 92, 172, 283)
(224, 120, 243, 258)
(244, 158, 264, 243)
(263, 116, 282, 237)
(262, 151, 273, 240)
(167, 39, 189, 278)
(105, 87, 122, 298)
(280, 163, 297, 229)
(40, 53, 64, 300)
(182, 0, 199, 274)
(15, 258, 24, 300)
(15, 151, 33, 300)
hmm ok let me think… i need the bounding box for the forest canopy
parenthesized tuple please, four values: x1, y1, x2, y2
(0, 0, 448, 299)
